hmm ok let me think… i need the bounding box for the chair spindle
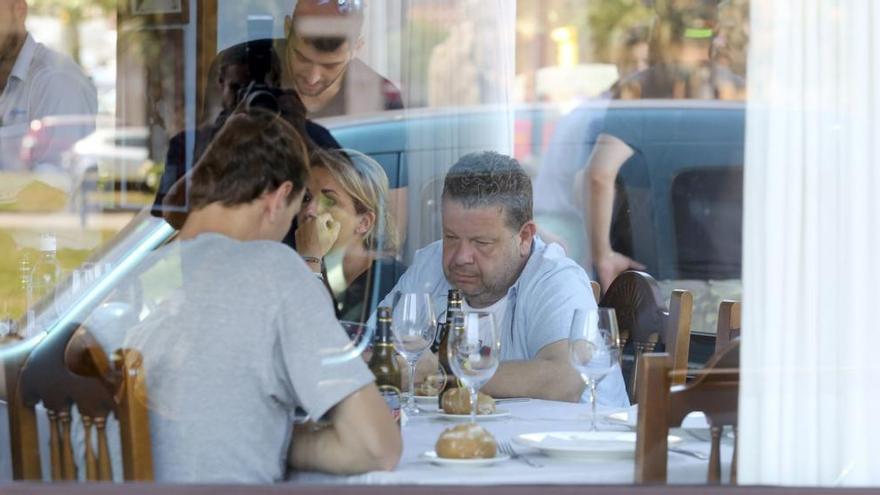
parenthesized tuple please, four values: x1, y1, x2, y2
(58, 410, 76, 481)
(47, 410, 62, 481)
(95, 417, 113, 481)
(83, 416, 98, 481)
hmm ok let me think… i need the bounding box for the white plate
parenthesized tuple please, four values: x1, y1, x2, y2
(434, 409, 512, 421)
(421, 450, 510, 467)
(513, 431, 681, 458)
(606, 408, 708, 430)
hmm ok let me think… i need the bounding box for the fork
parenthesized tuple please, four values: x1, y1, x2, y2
(498, 440, 543, 468)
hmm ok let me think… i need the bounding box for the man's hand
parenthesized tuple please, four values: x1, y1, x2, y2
(296, 212, 340, 258)
(595, 250, 646, 290)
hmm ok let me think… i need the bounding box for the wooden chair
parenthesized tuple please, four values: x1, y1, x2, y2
(9, 324, 153, 481)
(634, 339, 740, 484)
(598, 270, 693, 402)
(715, 300, 741, 352)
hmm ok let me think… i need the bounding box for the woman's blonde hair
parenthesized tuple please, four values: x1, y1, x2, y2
(311, 148, 398, 253)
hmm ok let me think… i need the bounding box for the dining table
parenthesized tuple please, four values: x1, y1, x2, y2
(290, 398, 734, 486)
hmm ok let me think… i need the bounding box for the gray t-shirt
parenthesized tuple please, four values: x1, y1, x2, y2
(80, 233, 374, 483)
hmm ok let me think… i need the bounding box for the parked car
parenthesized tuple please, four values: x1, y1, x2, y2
(19, 114, 159, 215)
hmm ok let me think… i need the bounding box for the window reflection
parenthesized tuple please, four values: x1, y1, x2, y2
(0, 0, 760, 488)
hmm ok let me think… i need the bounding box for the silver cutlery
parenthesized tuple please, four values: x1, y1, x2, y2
(498, 440, 543, 468)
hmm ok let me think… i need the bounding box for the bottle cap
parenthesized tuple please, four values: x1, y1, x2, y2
(39, 233, 56, 252)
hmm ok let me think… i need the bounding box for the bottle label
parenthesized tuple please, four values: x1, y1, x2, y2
(377, 385, 401, 424)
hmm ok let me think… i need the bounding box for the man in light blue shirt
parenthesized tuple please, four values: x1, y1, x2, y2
(380, 151, 628, 406)
(0, 0, 97, 171)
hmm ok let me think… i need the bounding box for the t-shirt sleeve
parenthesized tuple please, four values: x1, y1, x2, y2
(599, 107, 643, 152)
(524, 265, 598, 357)
(274, 263, 375, 420)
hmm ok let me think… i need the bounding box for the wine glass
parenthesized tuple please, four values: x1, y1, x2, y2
(569, 307, 621, 431)
(446, 311, 500, 423)
(391, 292, 437, 416)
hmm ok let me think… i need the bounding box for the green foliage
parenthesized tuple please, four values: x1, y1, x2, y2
(585, 0, 654, 63)
(28, 0, 116, 18)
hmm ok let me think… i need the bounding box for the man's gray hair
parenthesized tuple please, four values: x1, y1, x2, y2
(442, 151, 533, 231)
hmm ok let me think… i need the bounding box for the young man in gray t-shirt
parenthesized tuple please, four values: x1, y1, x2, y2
(87, 109, 400, 482)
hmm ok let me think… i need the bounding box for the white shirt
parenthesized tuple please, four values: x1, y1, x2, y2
(0, 34, 97, 171)
(462, 294, 510, 339)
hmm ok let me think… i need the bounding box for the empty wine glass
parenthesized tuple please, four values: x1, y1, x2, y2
(447, 311, 500, 423)
(569, 308, 621, 431)
(391, 292, 437, 416)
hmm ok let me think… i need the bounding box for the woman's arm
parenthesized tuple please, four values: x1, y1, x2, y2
(583, 133, 645, 289)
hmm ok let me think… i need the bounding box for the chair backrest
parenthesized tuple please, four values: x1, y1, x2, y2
(598, 270, 693, 401)
(9, 324, 153, 481)
(634, 339, 740, 484)
(715, 300, 741, 352)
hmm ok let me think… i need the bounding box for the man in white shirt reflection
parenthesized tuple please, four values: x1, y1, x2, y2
(0, 0, 97, 172)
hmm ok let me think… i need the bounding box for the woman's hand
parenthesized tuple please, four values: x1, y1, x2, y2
(596, 250, 646, 290)
(296, 212, 341, 258)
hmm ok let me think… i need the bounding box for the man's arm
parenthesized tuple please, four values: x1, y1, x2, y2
(290, 384, 402, 474)
(584, 133, 645, 289)
(481, 340, 585, 403)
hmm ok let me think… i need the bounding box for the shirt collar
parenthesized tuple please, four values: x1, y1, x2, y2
(9, 34, 36, 83)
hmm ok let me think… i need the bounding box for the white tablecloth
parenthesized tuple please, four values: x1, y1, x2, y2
(291, 399, 733, 485)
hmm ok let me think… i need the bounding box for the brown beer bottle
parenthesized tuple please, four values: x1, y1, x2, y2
(368, 307, 402, 425)
(436, 289, 462, 371)
(436, 290, 463, 407)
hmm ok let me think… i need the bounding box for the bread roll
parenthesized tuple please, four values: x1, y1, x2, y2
(435, 423, 497, 459)
(441, 387, 496, 415)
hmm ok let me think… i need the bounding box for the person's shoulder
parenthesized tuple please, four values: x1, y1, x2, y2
(394, 240, 445, 291)
(306, 120, 341, 149)
(411, 240, 443, 266)
(30, 41, 92, 84)
(522, 238, 590, 289)
(348, 59, 403, 109)
(190, 235, 300, 269)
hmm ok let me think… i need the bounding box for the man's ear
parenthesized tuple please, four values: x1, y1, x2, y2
(267, 182, 295, 221)
(517, 221, 537, 256)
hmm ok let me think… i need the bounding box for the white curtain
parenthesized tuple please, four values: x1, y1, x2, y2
(739, 0, 880, 486)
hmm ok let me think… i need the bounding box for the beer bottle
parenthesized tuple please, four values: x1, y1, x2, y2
(368, 306, 402, 425)
(437, 290, 464, 407)
(435, 289, 462, 372)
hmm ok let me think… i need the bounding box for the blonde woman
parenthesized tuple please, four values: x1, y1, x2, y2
(295, 148, 404, 323)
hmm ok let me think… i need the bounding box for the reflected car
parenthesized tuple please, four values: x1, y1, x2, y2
(19, 114, 159, 214)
